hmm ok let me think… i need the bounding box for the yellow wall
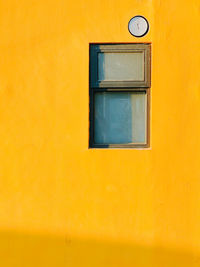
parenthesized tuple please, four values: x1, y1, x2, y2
(0, 0, 200, 266)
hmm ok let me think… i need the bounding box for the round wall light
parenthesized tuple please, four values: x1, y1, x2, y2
(128, 16, 149, 37)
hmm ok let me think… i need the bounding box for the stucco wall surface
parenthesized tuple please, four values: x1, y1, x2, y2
(0, 0, 200, 266)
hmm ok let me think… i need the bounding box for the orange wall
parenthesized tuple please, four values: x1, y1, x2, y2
(0, 0, 200, 266)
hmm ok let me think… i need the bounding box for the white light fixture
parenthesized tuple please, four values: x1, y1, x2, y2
(128, 16, 149, 37)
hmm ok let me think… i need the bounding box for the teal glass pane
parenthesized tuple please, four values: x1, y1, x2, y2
(98, 52, 144, 81)
(94, 92, 147, 144)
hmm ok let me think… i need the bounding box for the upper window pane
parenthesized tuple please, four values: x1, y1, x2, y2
(90, 44, 151, 88)
(98, 52, 144, 81)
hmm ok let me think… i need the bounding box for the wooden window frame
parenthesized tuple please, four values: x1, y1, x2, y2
(89, 43, 151, 149)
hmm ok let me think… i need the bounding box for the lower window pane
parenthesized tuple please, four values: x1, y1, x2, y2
(94, 91, 147, 145)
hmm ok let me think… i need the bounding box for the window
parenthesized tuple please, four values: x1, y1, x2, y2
(89, 43, 151, 148)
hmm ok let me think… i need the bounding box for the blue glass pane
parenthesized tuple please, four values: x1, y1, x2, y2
(94, 92, 146, 144)
(98, 52, 144, 81)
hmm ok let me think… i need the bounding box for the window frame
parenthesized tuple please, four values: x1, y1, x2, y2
(89, 43, 151, 149)
(90, 43, 151, 88)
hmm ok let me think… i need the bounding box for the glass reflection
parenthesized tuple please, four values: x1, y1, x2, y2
(94, 92, 146, 144)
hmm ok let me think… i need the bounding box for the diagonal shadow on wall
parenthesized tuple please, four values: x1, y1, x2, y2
(0, 230, 199, 267)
